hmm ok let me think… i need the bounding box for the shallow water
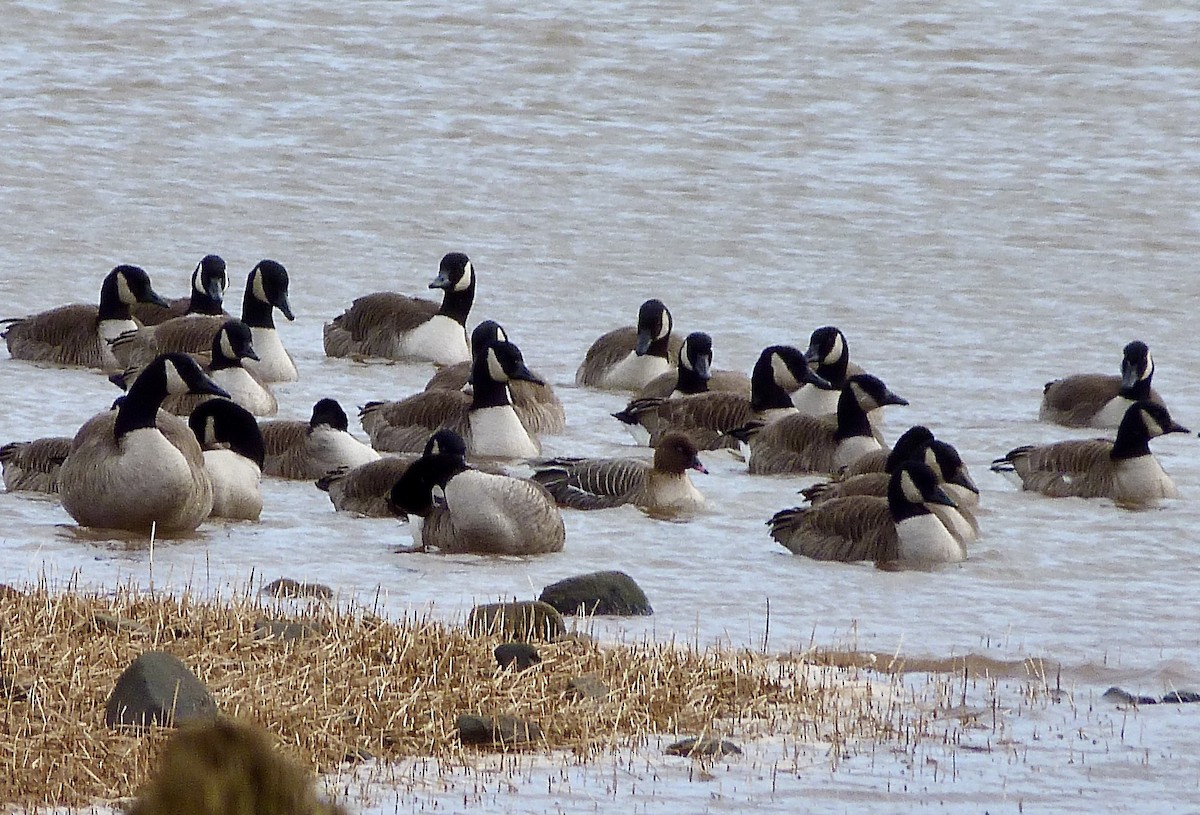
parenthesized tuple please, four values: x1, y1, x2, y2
(4, 0, 1200, 810)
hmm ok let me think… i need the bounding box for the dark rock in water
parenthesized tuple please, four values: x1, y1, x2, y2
(538, 571, 652, 616)
(456, 714, 542, 747)
(253, 619, 326, 642)
(665, 736, 743, 758)
(263, 578, 334, 600)
(566, 673, 610, 700)
(105, 651, 217, 730)
(1161, 690, 1200, 704)
(467, 601, 566, 642)
(1102, 686, 1158, 705)
(494, 642, 541, 671)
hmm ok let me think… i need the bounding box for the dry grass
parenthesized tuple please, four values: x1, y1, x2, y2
(0, 580, 976, 811)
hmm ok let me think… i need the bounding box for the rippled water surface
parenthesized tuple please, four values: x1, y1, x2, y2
(4, 1, 1200, 811)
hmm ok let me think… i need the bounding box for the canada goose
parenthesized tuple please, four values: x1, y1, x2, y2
(2, 265, 169, 371)
(422, 320, 565, 435)
(1, 436, 73, 494)
(834, 424, 935, 478)
(131, 254, 228, 326)
(388, 450, 565, 555)
(188, 399, 265, 521)
(737, 374, 909, 475)
(636, 332, 753, 399)
(802, 432, 980, 544)
(991, 400, 1188, 507)
(1039, 340, 1166, 428)
(575, 298, 684, 391)
(58, 353, 231, 533)
(790, 326, 867, 414)
(360, 339, 544, 458)
(531, 433, 708, 514)
(611, 344, 827, 450)
(768, 460, 966, 565)
(315, 430, 464, 517)
(110, 259, 297, 383)
(259, 399, 380, 480)
(323, 252, 474, 365)
(111, 320, 277, 417)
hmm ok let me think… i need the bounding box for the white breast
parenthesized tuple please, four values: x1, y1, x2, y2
(896, 514, 965, 564)
(1093, 396, 1135, 429)
(308, 428, 381, 472)
(396, 315, 469, 365)
(648, 472, 705, 512)
(469, 405, 540, 458)
(245, 327, 297, 383)
(603, 352, 671, 391)
(791, 385, 839, 416)
(210, 368, 277, 416)
(834, 435, 884, 470)
(99, 318, 139, 369)
(1114, 454, 1178, 503)
(202, 449, 263, 520)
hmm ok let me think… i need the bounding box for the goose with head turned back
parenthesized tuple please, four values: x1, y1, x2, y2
(612, 344, 828, 450)
(790, 326, 866, 414)
(323, 252, 474, 365)
(1039, 340, 1166, 429)
(532, 432, 708, 514)
(132, 254, 228, 326)
(111, 320, 277, 417)
(768, 460, 965, 566)
(360, 339, 545, 459)
(389, 447, 565, 555)
(259, 398, 380, 480)
(575, 298, 683, 391)
(423, 320, 565, 435)
(2, 265, 169, 371)
(110, 259, 297, 383)
(188, 399, 265, 521)
(992, 400, 1188, 507)
(635, 331, 752, 399)
(58, 353, 231, 533)
(735, 373, 908, 475)
(315, 429, 486, 517)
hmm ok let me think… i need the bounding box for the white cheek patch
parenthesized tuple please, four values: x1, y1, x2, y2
(192, 264, 205, 294)
(827, 333, 845, 364)
(924, 447, 939, 474)
(252, 269, 268, 303)
(900, 471, 923, 503)
(680, 340, 694, 371)
(494, 322, 507, 343)
(165, 361, 190, 394)
(1142, 355, 1154, 382)
(770, 354, 798, 390)
(204, 416, 220, 447)
(656, 311, 671, 340)
(219, 332, 236, 360)
(850, 381, 869, 408)
(1142, 412, 1164, 437)
(117, 273, 136, 304)
(486, 348, 507, 382)
(455, 262, 474, 293)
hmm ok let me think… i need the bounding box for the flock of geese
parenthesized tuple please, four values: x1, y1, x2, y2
(0, 253, 1191, 567)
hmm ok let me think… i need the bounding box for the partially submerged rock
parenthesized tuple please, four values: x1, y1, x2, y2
(539, 571, 652, 616)
(665, 736, 743, 758)
(494, 642, 541, 671)
(262, 578, 333, 600)
(456, 714, 543, 747)
(105, 651, 217, 730)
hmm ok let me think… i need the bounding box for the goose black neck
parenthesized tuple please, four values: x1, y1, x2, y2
(438, 278, 475, 325)
(240, 289, 276, 329)
(469, 361, 515, 410)
(1118, 376, 1152, 401)
(97, 276, 133, 322)
(208, 349, 240, 371)
(749, 354, 795, 412)
(114, 369, 168, 437)
(1111, 416, 1152, 461)
(674, 362, 710, 395)
(817, 353, 850, 390)
(646, 332, 672, 360)
(887, 476, 932, 522)
(835, 388, 874, 441)
(187, 290, 224, 316)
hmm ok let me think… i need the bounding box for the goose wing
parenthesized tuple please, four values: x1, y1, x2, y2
(575, 326, 638, 386)
(359, 391, 471, 452)
(1005, 438, 1116, 497)
(425, 361, 471, 391)
(616, 392, 753, 450)
(748, 414, 840, 475)
(768, 497, 897, 562)
(3, 304, 105, 367)
(317, 456, 417, 516)
(111, 315, 224, 369)
(510, 379, 566, 435)
(531, 457, 650, 509)
(1, 436, 73, 493)
(1039, 374, 1120, 426)
(801, 471, 890, 504)
(333, 293, 439, 339)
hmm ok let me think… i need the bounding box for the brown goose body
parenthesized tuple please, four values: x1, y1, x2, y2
(412, 470, 565, 555)
(423, 361, 565, 435)
(1, 436, 73, 494)
(260, 403, 381, 480)
(1039, 341, 1165, 429)
(532, 434, 707, 513)
(575, 299, 683, 391)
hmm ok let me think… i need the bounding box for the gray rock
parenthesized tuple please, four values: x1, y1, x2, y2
(456, 714, 542, 747)
(539, 571, 652, 616)
(665, 736, 743, 758)
(1102, 686, 1158, 705)
(566, 673, 610, 700)
(467, 601, 566, 642)
(105, 651, 217, 730)
(494, 642, 541, 671)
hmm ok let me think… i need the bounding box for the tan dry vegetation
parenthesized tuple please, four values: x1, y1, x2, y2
(1, 581, 949, 810)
